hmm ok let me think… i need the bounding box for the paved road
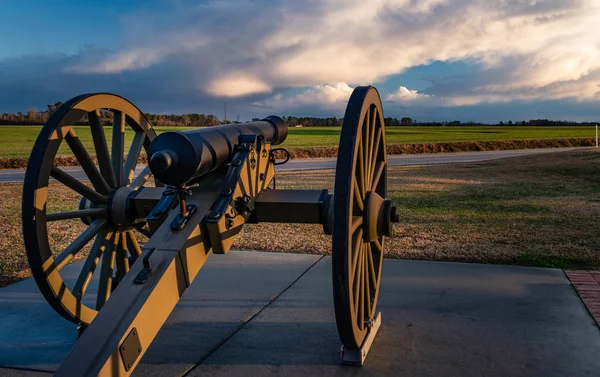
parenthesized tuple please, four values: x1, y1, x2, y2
(0, 148, 578, 184)
(1, 251, 599, 376)
(278, 147, 578, 171)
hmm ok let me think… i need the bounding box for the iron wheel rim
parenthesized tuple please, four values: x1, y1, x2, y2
(22, 93, 160, 325)
(332, 86, 387, 349)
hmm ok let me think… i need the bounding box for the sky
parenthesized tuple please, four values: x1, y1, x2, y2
(1, 0, 599, 123)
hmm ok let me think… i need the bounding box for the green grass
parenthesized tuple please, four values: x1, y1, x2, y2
(0, 125, 194, 159)
(283, 125, 594, 147)
(0, 125, 595, 159)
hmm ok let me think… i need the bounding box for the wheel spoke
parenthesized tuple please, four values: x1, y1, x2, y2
(371, 161, 385, 192)
(54, 219, 107, 270)
(89, 110, 117, 188)
(370, 127, 382, 183)
(373, 238, 383, 252)
(96, 232, 118, 310)
(64, 130, 111, 194)
(72, 230, 112, 298)
(112, 111, 126, 187)
(130, 166, 153, 190)
(353, 243, 363, 316)
(357, 136, 366, 195)
(367, 242, 378, 289)
(351, 216, 362, 234)
(367, 108, 377, 184)
(351, 229, 363, 284)
(115, 232, 130, 281)
(353, 179, 364, 213)
(125, 230, 142, 260)
(362, 111, 370, 189)
(46, 208, 106, 222)
(364, 245, 371, 318)
(358, 244, 365, 330)
(124, 132, 146, 186)
(50, 166, 107, 204)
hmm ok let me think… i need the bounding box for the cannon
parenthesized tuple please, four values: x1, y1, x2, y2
(21, 86, 398, 376)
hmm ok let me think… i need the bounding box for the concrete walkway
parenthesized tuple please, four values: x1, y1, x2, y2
(1, 251, 599, 376)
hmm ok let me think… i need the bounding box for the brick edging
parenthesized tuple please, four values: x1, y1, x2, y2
(565, 270, 600, 325)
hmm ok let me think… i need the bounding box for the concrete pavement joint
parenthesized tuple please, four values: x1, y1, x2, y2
(180, 255, 325, 377)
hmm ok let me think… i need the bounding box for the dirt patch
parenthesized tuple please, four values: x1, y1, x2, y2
(281, 137, 595, 159)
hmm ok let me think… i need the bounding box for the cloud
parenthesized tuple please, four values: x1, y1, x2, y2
(85, 0, 600, 103)
(255, 82, 354, 110)
(291, 83, 355, 106)
(206, 73, 272, 97)
(68, 49, 164, 74)
(387, 86, 433, 101)
(1, 0, 600, 118)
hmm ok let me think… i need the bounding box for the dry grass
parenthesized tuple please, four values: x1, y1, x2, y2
(239, 149, 600, 268)
(2, 149, 600, 287)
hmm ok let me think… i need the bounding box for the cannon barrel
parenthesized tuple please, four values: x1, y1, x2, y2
(148, 115, 287, 185)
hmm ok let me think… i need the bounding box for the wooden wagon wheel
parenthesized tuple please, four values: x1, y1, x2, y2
(22, 93, 161, 326)
(332, 86, 395, 353)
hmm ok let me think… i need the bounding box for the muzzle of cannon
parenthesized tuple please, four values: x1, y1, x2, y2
(21, 86, 398, 376)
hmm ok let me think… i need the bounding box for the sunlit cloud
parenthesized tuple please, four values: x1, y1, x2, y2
(207, 73, 272, 97)
(256, 83, 354, 109)
(387, 86, 433, 102)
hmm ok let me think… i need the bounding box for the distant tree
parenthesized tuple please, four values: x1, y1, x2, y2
(401, 117, 414, 125)
(508, 120, 513, 126)
(384, 117, 401, 126)
(27, 107, 39, 123)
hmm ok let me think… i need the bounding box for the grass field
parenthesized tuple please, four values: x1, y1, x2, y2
(0, 125, 595, 159)
(1, 148, 599, 287)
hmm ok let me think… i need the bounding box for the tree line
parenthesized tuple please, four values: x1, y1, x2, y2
(388, 119, 600, 127)
(261, 116, 598, 127)
(0, 105, 597, 127)
(0, 103, 221, 127)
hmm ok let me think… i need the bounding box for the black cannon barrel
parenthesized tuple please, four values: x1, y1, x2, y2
(147, 116, 287, 186)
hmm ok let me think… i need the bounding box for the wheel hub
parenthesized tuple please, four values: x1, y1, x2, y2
(363, 192, 398, 241)
(78, 197, 99, 226)
(108, 187, 135, 231)
(80, 186, 151, 231)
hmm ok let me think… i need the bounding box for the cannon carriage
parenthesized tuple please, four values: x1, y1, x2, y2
(21, 86, 398, 376)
